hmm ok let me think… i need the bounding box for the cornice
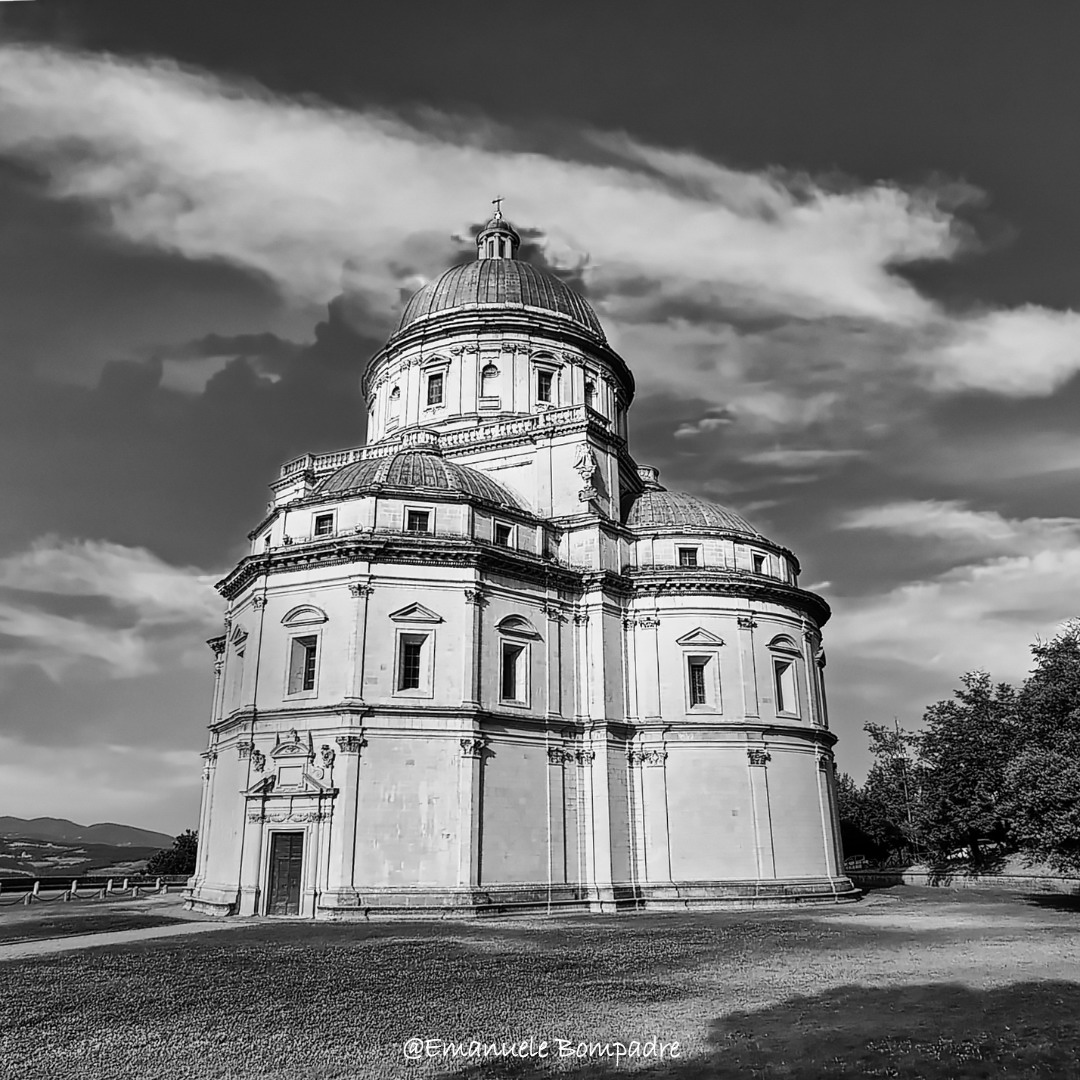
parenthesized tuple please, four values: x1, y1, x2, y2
(624, 569, 831, 626)
(216, 534, 587, 601)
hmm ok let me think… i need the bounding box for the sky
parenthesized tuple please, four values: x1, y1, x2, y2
(1, 1, 1080, 833)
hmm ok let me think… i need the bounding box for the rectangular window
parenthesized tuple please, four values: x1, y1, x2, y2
(288, 635, 318, 694)
(688, 659, 708, 706)
(398, 634, 425, 691)
(752, 552, 766, 574)
(426, 372, 444, 406)
(774, 658, 798, 714)
(406, 510, 431, 534)
(494, 523, 513, 547)
(678, 547, 699, 567)
(536, 370, 553, 402)
(313, 512, 334, 537)
(501, 643, 525, 702)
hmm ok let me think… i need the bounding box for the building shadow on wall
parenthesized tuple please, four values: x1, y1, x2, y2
(457, 980, 1080, 1078)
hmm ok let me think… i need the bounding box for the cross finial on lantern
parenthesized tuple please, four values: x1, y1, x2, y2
(491, 195, 504, 220)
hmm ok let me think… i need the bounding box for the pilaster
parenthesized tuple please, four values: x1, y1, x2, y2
(747, 746, 776, 878)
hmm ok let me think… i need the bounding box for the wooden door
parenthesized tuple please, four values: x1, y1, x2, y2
(267, 832, 304, 915)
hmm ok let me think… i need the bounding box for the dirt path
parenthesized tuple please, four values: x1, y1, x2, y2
(0, 919, 245, 960)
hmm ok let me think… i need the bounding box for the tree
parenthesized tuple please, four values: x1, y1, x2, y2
(146, 830, 198, 876)
(914, 671, 1019, 867)
(1004, 623, 1080, 872)
(836, 723, 919, 866)
(1005, 749, 1080, 873)
(861, 721, 920, 864)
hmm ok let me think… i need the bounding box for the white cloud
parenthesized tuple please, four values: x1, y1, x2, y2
(840, 499, 1080, 556)
(0, 46, 960, 328)
(742, 448, 866, 468)
(828, 504, 1080, 709)
(0, 537, 220, 680)
(925, 307, 1080, 395)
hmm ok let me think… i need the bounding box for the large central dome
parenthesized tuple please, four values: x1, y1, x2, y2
(396, 259, 605, 341)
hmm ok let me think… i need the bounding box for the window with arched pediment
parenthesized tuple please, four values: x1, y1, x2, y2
(496, 615, 541, 708)
(767, 634, 801, 717)
(226, 625, 248, 712)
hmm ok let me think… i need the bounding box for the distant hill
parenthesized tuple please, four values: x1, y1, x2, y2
(0, 817, 175, 849)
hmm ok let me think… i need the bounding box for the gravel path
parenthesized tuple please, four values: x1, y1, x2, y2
(0, 919, 239, 960)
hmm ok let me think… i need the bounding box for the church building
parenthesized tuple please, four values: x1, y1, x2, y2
(185, 208, 855, 918)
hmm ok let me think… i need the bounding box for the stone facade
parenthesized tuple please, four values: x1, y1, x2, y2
(185, 210, 855, 918)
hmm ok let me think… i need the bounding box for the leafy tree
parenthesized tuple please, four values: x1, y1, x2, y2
(914, 671, 1019, 867)
(1004, 623, 1080, 871)
(861, 721, 920, 864)
(836, 723, 919, 866)
(146, 829, 198, 876)
(837, 772, 903, 863)
(1006, 749, 1080, 873)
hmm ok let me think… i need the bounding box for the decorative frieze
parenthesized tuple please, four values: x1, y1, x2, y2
(737, 615, 758, 630)
(251, 596, 268, 610)
(572, 612, 590, 625)
(747, 748, 771, 767)
(464, 588, 488, 607)
(547, 746, 574, 765)
(320, 745, 336, 769)
(251, 749, 266, 774)
(575, 748, 596, 764)
(237, 741, 255, 760)
(348, 582, 374, 599)
(248, 810, 330, 824)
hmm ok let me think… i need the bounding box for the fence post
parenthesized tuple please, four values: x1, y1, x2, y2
(69, 879, 78, 899)
(32, 880, 40, 896)
(156, 877, 163, 893)
(106, 878, 114, 894)
(122, 877, 130, 893)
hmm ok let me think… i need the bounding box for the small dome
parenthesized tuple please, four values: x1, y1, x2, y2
(318, 448, 525, 511)
(625, 487, 761, 536)
(396, 260, 605, 340)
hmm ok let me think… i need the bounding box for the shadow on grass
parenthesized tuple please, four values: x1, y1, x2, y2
(1023, 892, 1080, 912)
(461, 981, 1080, 1079)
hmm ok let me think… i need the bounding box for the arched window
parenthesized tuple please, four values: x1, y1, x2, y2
(497, 615, 541, 708)
(767, 635, 801, 716)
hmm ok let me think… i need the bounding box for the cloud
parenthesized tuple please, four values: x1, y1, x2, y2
(0, 734, 198, 834)
(742, 448, 866, 468)
(827, 503, 1080, 723)
(840, 499, 1080, 556)
(0, 46, 962, 329)
(0, 537, 220, 680)
(924, 307, 1080, 396)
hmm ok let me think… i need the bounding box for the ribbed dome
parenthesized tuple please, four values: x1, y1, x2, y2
(317, 449, 524, 511)
(625, 487, 760, 536)
(397, 260, 605, 340)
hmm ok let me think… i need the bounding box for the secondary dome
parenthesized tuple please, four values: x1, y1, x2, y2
(396, 260, 605, 340)
(625, 487, 761, 537)
(317, 448, 525, 512)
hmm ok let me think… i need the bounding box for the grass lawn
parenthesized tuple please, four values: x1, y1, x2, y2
(1, 887, 1079, 1078)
